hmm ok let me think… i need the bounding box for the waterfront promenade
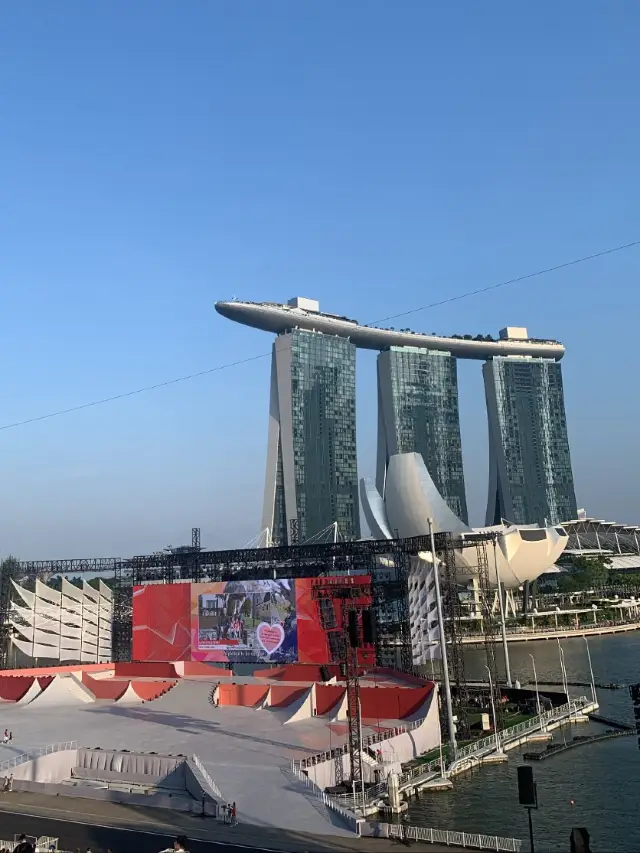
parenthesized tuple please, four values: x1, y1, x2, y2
(461, 620, 640, 645)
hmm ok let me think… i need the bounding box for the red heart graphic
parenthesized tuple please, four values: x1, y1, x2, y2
(256, 622, 285, 655)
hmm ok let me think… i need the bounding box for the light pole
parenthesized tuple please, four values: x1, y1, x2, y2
(485, 665, 502, 754)
(355, 647, 365, 815)
(557, 639, 573, 717)
(493, 538, 512, 687)
(583, 636, 597, 705)
(529, 653, 545, 732)
(428, 518, 457, 761)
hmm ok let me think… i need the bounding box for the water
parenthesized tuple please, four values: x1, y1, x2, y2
(404, 634, 640, 852)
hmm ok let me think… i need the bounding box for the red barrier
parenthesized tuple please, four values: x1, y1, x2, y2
(359, 686, 432, 720)
(315, 685, 345, 716)
(0, 677, 35, 702)
(218, 684, 270, 707)
(131, 680, 177, 702)
(269, 685, 308, 708)
(114, 663, 178, 679)
(82, 673, 129, 701)
(3, 663, 113, 678)
(37, 676, 54, 691)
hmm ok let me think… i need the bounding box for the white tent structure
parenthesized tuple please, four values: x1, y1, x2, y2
(8, 577, 112, 664)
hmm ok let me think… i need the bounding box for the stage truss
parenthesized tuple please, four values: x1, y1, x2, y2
(439, 533, 503, 737)
(311, 578, 372, 787)
(2, 532, 504, 734)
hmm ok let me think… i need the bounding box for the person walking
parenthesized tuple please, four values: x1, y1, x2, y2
(231, 801, 237, 826)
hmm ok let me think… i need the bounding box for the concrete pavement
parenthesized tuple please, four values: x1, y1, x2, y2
(0, 791, 467, 852)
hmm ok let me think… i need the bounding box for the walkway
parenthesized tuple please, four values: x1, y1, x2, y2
(523, 729, 634, 761)
(325, 695, 598, 812)
(0, 791, 471, 852)
(461, 621, 640, 644)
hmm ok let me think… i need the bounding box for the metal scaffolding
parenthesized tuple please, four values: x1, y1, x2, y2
(311, 578, 372, 787)
(439, 537, 470, 739)
(474, 537, 504, 730)
(109, 535, 435, 666)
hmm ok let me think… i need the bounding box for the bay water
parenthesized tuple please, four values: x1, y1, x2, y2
(404, 633, 640, 852)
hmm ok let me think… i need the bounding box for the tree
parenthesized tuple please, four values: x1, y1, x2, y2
(0, 556, 20, 580)
(558, 555, 613, 592)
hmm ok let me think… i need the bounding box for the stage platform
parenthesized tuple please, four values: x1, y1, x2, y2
(0, 663, 439, 836)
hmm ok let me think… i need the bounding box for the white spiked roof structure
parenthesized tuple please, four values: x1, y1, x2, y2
(8, 577, 113, 664)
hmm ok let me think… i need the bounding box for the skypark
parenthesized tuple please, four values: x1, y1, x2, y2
(215, 297, 565, 361)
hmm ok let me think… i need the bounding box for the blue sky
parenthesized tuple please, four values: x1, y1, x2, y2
(1, 2, 639, 559)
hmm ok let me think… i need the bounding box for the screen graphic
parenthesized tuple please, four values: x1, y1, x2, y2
(132, 575, 374, 665)
(190, 580, 297, 664)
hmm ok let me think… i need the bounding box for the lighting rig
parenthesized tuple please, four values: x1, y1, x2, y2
(311, 576, 374, 790)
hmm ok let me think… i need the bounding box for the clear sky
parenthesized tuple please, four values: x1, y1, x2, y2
(2, 2, 639, 559)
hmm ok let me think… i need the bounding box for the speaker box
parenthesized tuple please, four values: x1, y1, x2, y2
(517, 765, 537, 807)
(347, 610, 359, 648)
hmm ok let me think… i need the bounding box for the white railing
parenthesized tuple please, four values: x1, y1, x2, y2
(0, 836, 61, 852)
(191, 753, 223, 800)
(391, 823, 522, 851)
(339, 696, 594, 805)
(0, 741, 77, 774)
(397, 756, 441, 787)
(289, 761, 360, 833)
(454, 697, 591, 763)
(296, 697, 595, 815)
(297, 714, 426, 770)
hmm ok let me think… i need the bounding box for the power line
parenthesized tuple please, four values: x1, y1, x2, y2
(0, 352, 270, 433)
(368, 239, 640, 326)
(1, 238, 638, 433)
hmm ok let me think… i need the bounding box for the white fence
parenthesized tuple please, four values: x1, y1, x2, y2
(454, 696, 590, 763)
(297, 714, 425, 770)
(390, 823, 522, 851)
(191, 753, 224, 800)
(0, 741, 77, 775)
(0, 836, 61, 852)
(289, 760, 360, 833)
(294, 695, 593, 832)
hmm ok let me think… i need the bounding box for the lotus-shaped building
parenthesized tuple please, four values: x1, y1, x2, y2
(361, 452, 568, 589)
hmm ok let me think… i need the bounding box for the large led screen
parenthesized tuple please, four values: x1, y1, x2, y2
(191, 580, 297, 664)
(132, 576, 374, 665)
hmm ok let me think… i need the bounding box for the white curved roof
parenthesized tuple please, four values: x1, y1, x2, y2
(215, 301, 565, 361)
(360, 452, 568, 588)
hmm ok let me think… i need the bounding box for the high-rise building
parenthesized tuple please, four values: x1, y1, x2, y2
(484, 354, 577, 526)
(376, 347, 468, 524)
(262, 328, 360, 545)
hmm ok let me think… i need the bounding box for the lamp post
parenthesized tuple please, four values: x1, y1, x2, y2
(493, 538, 512, 687)
(529, 653, 545, 732)
(583, 636, 597, 705)
(485, 665, 502, 755)
(557, 639, 573, 717)
(428, 518, 457, 761)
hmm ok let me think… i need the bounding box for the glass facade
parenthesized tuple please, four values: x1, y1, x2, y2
(378, 347, 468, 523)
(484, 357, 577, 526)
(273, 329, 360, 543)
